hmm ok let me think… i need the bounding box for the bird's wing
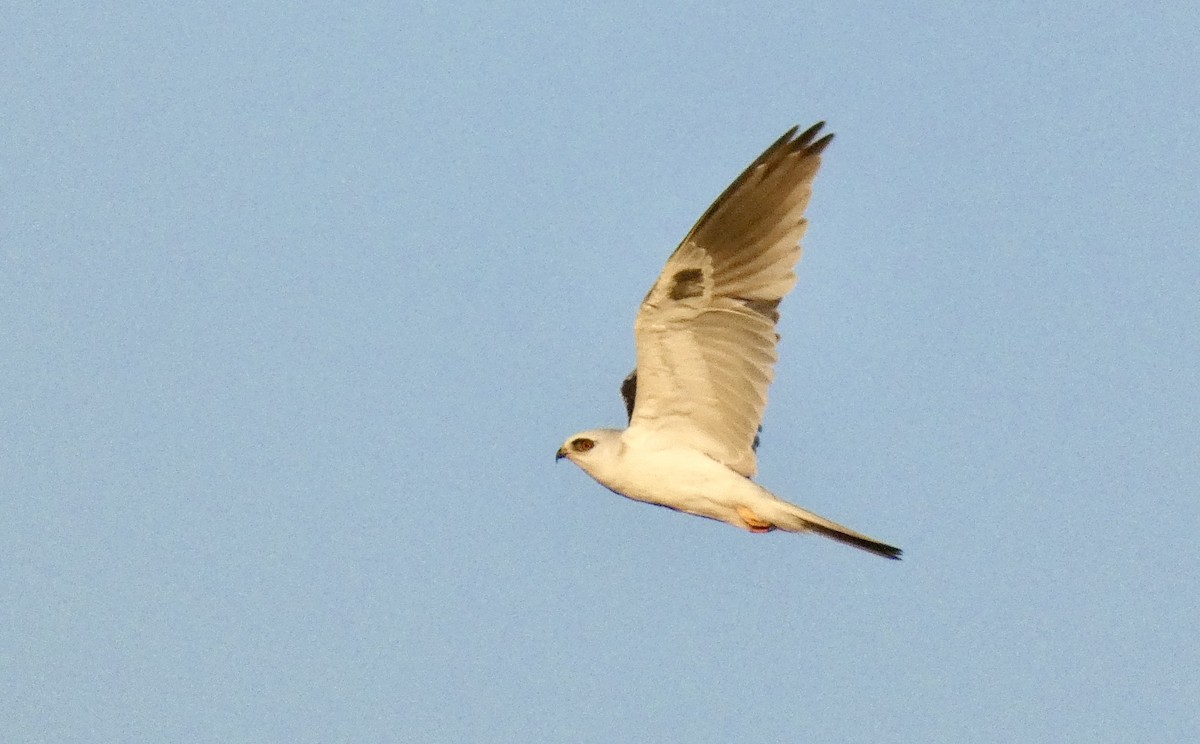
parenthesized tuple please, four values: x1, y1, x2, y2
(628, 123, 832, 477)
(621, 369, 763, 452)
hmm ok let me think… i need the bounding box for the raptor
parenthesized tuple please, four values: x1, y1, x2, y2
(556, 123, 902, 560)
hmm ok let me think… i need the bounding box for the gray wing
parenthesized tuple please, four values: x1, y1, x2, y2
(627, 123, 831, 477)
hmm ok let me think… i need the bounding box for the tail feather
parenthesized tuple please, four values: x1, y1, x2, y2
(767, 500, 903, 560)
(803, 521, 903, 560)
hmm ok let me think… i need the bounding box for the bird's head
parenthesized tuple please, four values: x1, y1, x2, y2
(555, 429, 623, 473)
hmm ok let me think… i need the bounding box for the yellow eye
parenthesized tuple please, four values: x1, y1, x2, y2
(572, 438, 595, 453)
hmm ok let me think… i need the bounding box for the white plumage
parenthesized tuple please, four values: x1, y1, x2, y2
(557, 123, 901, 560)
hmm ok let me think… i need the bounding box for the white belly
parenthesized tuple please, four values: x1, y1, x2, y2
(589, 428, 775, 526)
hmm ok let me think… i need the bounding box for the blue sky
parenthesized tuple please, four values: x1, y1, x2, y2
(3, 2, 1198, 742)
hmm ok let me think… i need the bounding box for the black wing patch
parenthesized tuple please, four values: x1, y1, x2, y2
(619, 369, 761, 450)
(668, 268, 705, 300)
(620, 370, 638, 422)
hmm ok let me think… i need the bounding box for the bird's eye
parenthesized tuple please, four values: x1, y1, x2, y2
(572, 438, 595, 453)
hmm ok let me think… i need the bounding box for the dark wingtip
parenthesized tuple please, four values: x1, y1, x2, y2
(794, 121, 824, 146)
(791, 121, 834, 156)
(810, 132, 835, 155)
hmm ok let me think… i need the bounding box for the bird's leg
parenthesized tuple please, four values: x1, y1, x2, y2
(736, 505, 775, 533)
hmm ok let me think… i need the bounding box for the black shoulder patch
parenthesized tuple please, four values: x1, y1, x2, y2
(668, 268, 705, 301)
(620, 370, 637, 422)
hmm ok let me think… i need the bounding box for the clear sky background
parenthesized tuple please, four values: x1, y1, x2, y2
(3, 2, 1198, 742)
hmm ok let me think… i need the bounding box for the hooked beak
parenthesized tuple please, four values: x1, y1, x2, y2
(555, 446, 567, 462)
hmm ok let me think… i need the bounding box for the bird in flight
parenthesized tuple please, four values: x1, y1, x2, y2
(556, 123, 902, 560)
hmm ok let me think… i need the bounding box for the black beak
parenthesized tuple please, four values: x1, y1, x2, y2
(555, 447, 567, 462)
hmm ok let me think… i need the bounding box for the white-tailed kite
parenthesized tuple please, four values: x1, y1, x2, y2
(556, 123, 902, 560)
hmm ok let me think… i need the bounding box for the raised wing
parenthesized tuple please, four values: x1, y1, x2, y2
(627, 123, 832, 477)
(621, 369, 762, 451)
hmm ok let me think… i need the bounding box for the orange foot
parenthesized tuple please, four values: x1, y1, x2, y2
(736, 505, 775, 533)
